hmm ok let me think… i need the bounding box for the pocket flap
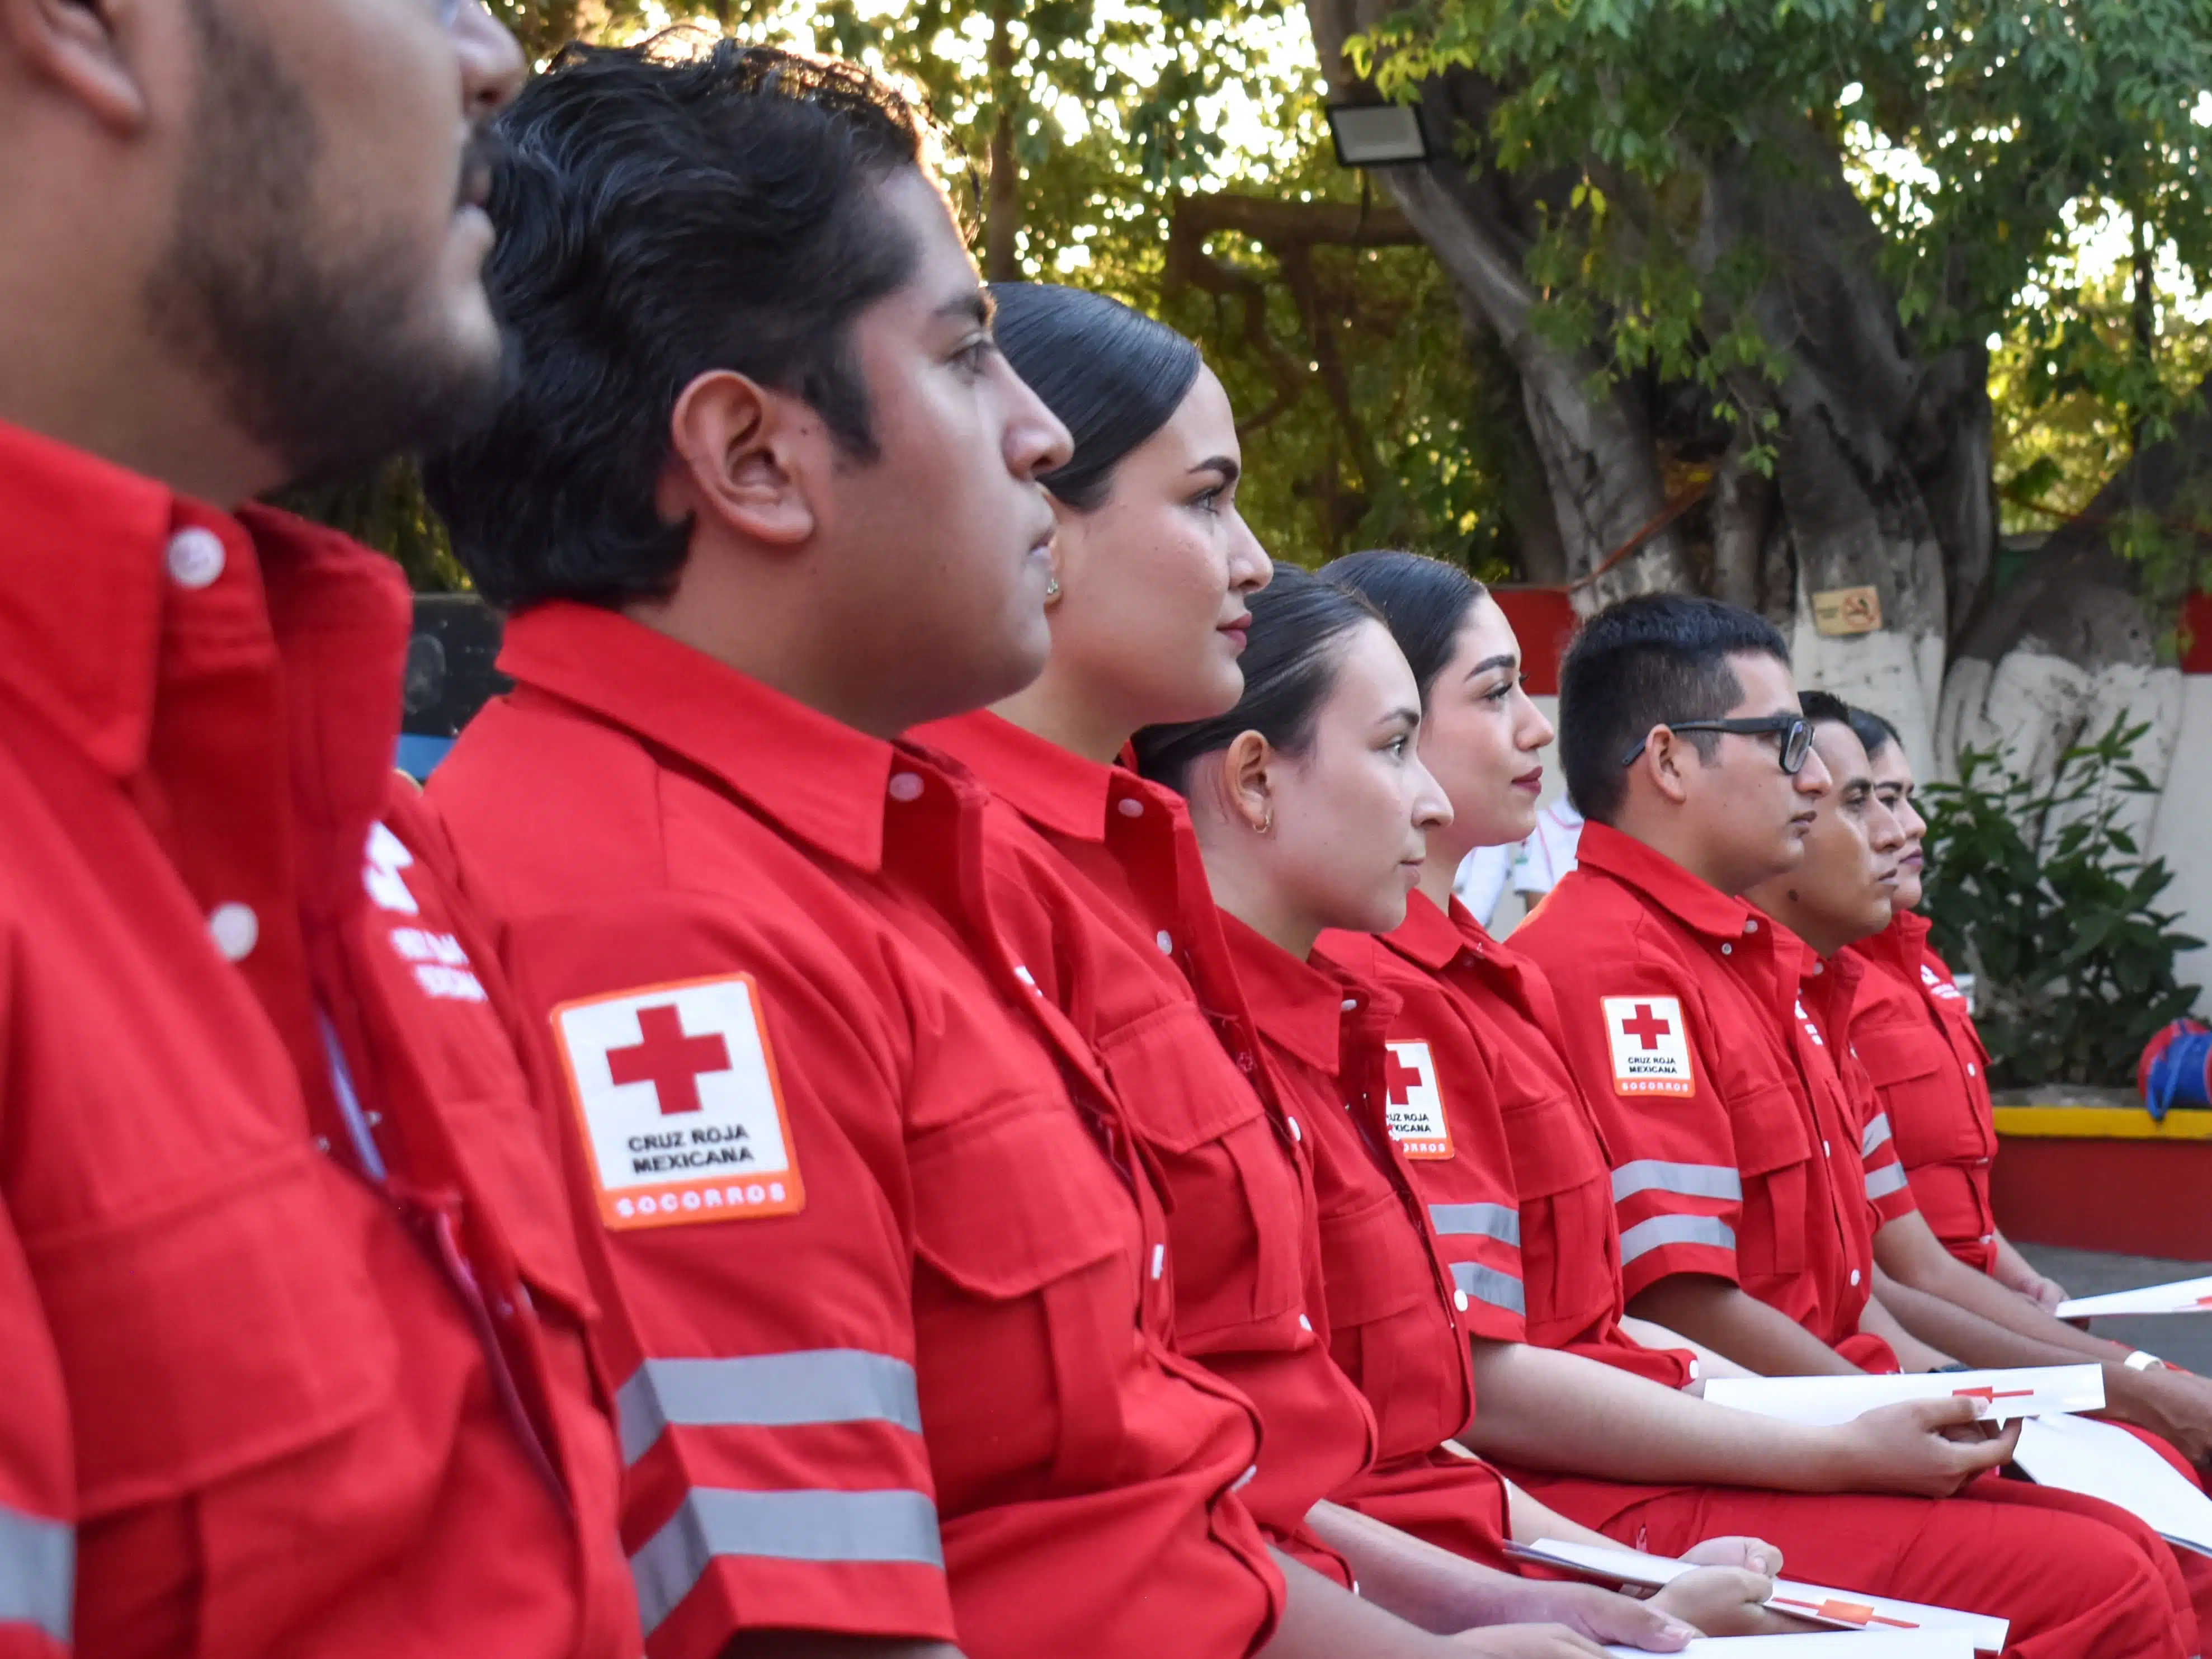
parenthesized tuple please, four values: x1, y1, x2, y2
(1856, 1030, 1944, 1090)
(1499, 1088, 1607, 1199)
(1317, 1191, 1435, 1329)
(29, 1148, 397, 1516)
(1097, 1002, 1265, 1155)
(1729, 1084, 1812, 1176)
(444, 1091, 595, 1319)
(912, 1100, 1133, 1298)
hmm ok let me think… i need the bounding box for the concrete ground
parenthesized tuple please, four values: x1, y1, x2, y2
(2017, 1241, 2212, 1373)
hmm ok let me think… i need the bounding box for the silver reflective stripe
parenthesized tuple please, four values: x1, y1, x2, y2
(1619, 1213, 1737, 1264)
(1865, 1162, 1912, 1200)
(0, 1504, 71, 1645)
(1611, 1160, 1742, 1203)
(1451, 1260, 1527, 1315)
(619, 1351, 922, 1465)
(1861, 1112, 1894, 1159)
(1428, 1203, 1522, 1247)
(633, 1487, 942, 1635)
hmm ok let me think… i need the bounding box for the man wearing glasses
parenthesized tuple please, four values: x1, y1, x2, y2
(1513, 595, 1929, 1379)
(0, 2, 635, 1656)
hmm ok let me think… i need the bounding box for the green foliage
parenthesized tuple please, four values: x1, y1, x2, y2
(1919, 719, 2202, 1087)
(1350, 0, 2212, 503)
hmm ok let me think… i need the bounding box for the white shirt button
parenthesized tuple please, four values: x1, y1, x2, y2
(1341, 998, 1360, 1012)
(1150, 1244, 1165, 1280)
(1822, 1140, 1832, 1156)
(1117, 796, 1145, 818)
(1720, 943, 1734, 956)
(207, 902, 259, 962)
(1454, 1289, 1471, 1312)
(1298, 1314, 1313, 1332)
(1813, 961, 1825, 975)
(1155, 930, 1174, 955)
(886, 772, 925, 802)
(1849, 1269, 1863, 1286)
(1744, 918, 1760, 933)
(1966, 1063, 1978, 1077)
(166, 527, 227, 590)
(1286, 1115, 1301, 1142)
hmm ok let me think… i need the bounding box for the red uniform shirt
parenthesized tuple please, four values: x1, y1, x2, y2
(1513, 824, 1883, 1356)
(0, 423, 634, 1659)
(429, 604, 1280, 1659)
(918, 712, 1376, 1580)
(1344, 892, 1694, 1391)
(1846, 915, 1999, 1273)
(1219, 916, 1514, 1571)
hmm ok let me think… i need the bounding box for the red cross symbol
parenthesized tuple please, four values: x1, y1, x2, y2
(1620, 1004, 1672, 1050)
(608, 1004, 732, 1116)
(1384, 1047, 1425, 1106)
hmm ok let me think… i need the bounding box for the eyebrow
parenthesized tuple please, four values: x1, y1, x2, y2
(1190, 455, 1241, 486)
(937, 287, 993, 327)
(1377, 706, 1422, 733)
(1464, 653, 1518, 680)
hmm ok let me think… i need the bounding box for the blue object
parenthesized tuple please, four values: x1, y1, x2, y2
(2142, 1022, 2212, 1121)
(395, 733, 456, 781)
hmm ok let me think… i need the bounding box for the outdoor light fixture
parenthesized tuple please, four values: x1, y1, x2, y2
(1324, 101, 1431, 167)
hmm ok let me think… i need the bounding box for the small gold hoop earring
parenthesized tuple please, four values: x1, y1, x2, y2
(1044, 575, 1063, 603)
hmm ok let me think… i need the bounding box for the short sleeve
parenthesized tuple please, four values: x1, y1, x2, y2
(1539, 959, 1746, 1300)
(1846, 1049, 1921, 1226)
(498, 894, 954, 1659)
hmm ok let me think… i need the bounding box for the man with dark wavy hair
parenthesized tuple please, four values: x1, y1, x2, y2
(0, 3, 636, 1655)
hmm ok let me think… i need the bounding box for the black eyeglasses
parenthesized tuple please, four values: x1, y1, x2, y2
(1620, 714, 1815, 775)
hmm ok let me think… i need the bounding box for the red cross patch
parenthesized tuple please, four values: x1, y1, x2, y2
(1381, 1040, 1454, 1159)
(1600, 996, 1696, 1096)
(552, 974, 805, 1230)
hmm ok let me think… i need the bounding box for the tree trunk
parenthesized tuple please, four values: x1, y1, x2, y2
(1935, 375, 2212, 842)
(983, 0, 1022, 283)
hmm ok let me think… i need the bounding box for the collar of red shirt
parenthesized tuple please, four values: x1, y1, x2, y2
(1384, 888, 1468, 971)
(1846, 908, 1931, 983)
(917, 709, 1125, 842)
(1219, 908, 1371, 1077)
(497, 600, 902, 875)
(0, 419, 409, 896)
(1572, 819, 1774, 942)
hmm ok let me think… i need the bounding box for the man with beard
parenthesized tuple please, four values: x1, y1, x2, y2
(0, 3, 635, 1656)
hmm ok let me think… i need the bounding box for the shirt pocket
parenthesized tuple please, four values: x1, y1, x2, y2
(1502, 1088, 1614, 1339)
(1730, 1085, 1813, 1280)
(1861, 1033, 1985, 1166)
(1097, 1002, 1305, 1351)
(443, 1089, 597, 1328)
(28, 1143, 399, 1519)
(909, 1097, 1141, 1506)
(1315, 1191, 1466, 1459)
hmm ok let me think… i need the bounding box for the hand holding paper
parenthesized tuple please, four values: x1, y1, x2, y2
(1503, 1539, 2008, 1653)
(1701, 1365, 2103, 1426)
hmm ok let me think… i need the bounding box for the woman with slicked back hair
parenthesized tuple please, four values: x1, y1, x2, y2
(922, 293, 1768, 1655)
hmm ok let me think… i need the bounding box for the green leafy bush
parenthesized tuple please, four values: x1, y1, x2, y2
(1921, 719, 2202, 1088)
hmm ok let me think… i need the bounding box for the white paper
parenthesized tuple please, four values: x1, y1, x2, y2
(1701, 1365, 2104, 1425)
(2055, 1275, 2212, 1318)
(1603, 1638, 1974, 1657)
(2013, 1413, 2212, 1553)
(1507, 1539, 2007, 1651)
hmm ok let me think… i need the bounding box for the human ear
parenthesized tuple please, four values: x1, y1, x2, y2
(662, 370, 818, 549)
(1643, 728, 1695, 807)
(1221, 730, 1276, 834)
(4, 0, 149, 132)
